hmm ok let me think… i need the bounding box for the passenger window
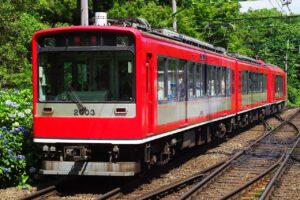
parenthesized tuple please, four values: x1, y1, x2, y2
(242, 71, 248, 94)
(275, 75, 283, 98)
(210, 66, 216, 96)
(178, 60, 186, 101)
(215, 67, 220, 96)
(225, 68, 231, 96)
(157, 57, 167, 102)
(220, 67, 226, 96)
(263, 74, 266, 92)
(195, 63, 204, 97)
(249, 72, 253, 93)
(207, 66, 211, 96)
(188, 62, 195, 98)
(167, 59, 177, 101)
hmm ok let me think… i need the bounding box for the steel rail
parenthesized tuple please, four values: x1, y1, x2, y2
(259, 117, 300, 200)
(94, 161, 225, 200)
(135, 160, 225, 200)
(220, 154, 285, 200)
(134, 117, 271, 200)
(19, 185, 57, 200)
(19, 176, 78, 200)
(179, 109, 300, 200)
(274, 114, 284, 122)
(94, 187, 122, 200)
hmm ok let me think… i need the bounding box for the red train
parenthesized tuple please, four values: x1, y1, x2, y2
(32, 19, 286, 176)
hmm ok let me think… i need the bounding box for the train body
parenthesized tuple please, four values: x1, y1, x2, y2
(32, 23, 286, 176)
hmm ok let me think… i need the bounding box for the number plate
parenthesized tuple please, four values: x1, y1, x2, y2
(74, 109, 95, 116)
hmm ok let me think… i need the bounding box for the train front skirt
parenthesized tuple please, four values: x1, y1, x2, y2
(40, 160, 141, 176)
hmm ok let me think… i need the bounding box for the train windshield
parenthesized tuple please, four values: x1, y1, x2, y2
(38, 51, 135, 102)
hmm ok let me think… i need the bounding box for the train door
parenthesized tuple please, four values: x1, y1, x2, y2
(186, 61, 206, 121)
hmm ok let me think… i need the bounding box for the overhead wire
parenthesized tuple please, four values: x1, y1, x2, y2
(202, 14, 300, 22)
(268, 0, 277, 9)
(274, 0, 285, 13)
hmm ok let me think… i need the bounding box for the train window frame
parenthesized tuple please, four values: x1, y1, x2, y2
(210, 65, 216, 96)
(177, 59, 187, 102)
(157, 55, 206, 103)
(262, 74, 267, 92)
(216, 67, 221, 96)
(157, 57, 168, 102)
(37, 51, 136, 103)
(195, 62, 205, 98)
(167, 58, 178, 102)
(188, 61, 195, 99)
(242, 70, 248, 95)
(225, 67, 232, 97)
(220, 67, 226, 97)
(207, 65, 211, 96)
(275, 75, 283, 98)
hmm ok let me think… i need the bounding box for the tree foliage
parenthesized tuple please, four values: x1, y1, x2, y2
(0, 0, 48, 88)
(0, 0, 299, 102)
(227, 9, 300, 105)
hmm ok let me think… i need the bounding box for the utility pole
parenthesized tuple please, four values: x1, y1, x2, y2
(172, 0, 177, 32)
(81, 0, 89, 26)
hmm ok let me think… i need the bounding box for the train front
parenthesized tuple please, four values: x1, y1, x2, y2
(32, 26, 144, 176)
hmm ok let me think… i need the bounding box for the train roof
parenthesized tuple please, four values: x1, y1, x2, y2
(256, 60, 286, 74)
(33, 20, 285, 73)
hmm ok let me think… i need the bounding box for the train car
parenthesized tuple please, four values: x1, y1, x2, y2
(32, 18, 286, 176)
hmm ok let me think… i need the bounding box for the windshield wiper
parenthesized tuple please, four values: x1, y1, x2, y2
(67, 85, 87, 111)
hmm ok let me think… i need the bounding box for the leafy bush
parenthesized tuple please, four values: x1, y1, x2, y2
(0, 89, 36, 188)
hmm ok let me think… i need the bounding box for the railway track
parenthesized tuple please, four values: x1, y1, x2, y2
(259, 112, 300, 200)
(130, 109, 299, 200)
(19, 109, 297, 200)
(96, 120, 271, 200)
(20, 185, 58, 200)
(177, 109, 300, 200)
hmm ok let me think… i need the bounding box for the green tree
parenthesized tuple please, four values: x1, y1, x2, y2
(0, 1, 48, 88)
(228, 9, 300, 105)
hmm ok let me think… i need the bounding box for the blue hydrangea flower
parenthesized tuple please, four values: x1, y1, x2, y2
(18, 112, 25, 118)
(24, 109, 31, 114)
(8, 155, 14, 159)
(2, 168, 10, 173)
(14, 127, 19, 132)
(0, 133, 3, 137)
(16, 155, 25, 159)
(1, 126, 8, 130)
(4, 139, 9, 143)
(24, 129, 30, 134)
(18, 126, 25, 132)
(21, 186, 28, 190)
(10, 102, 19, 108)
(8, 113, 16, 118)
(9, 129, 16, 134)
(8, 149, 13, 153)
(5, 100, 12, 106)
